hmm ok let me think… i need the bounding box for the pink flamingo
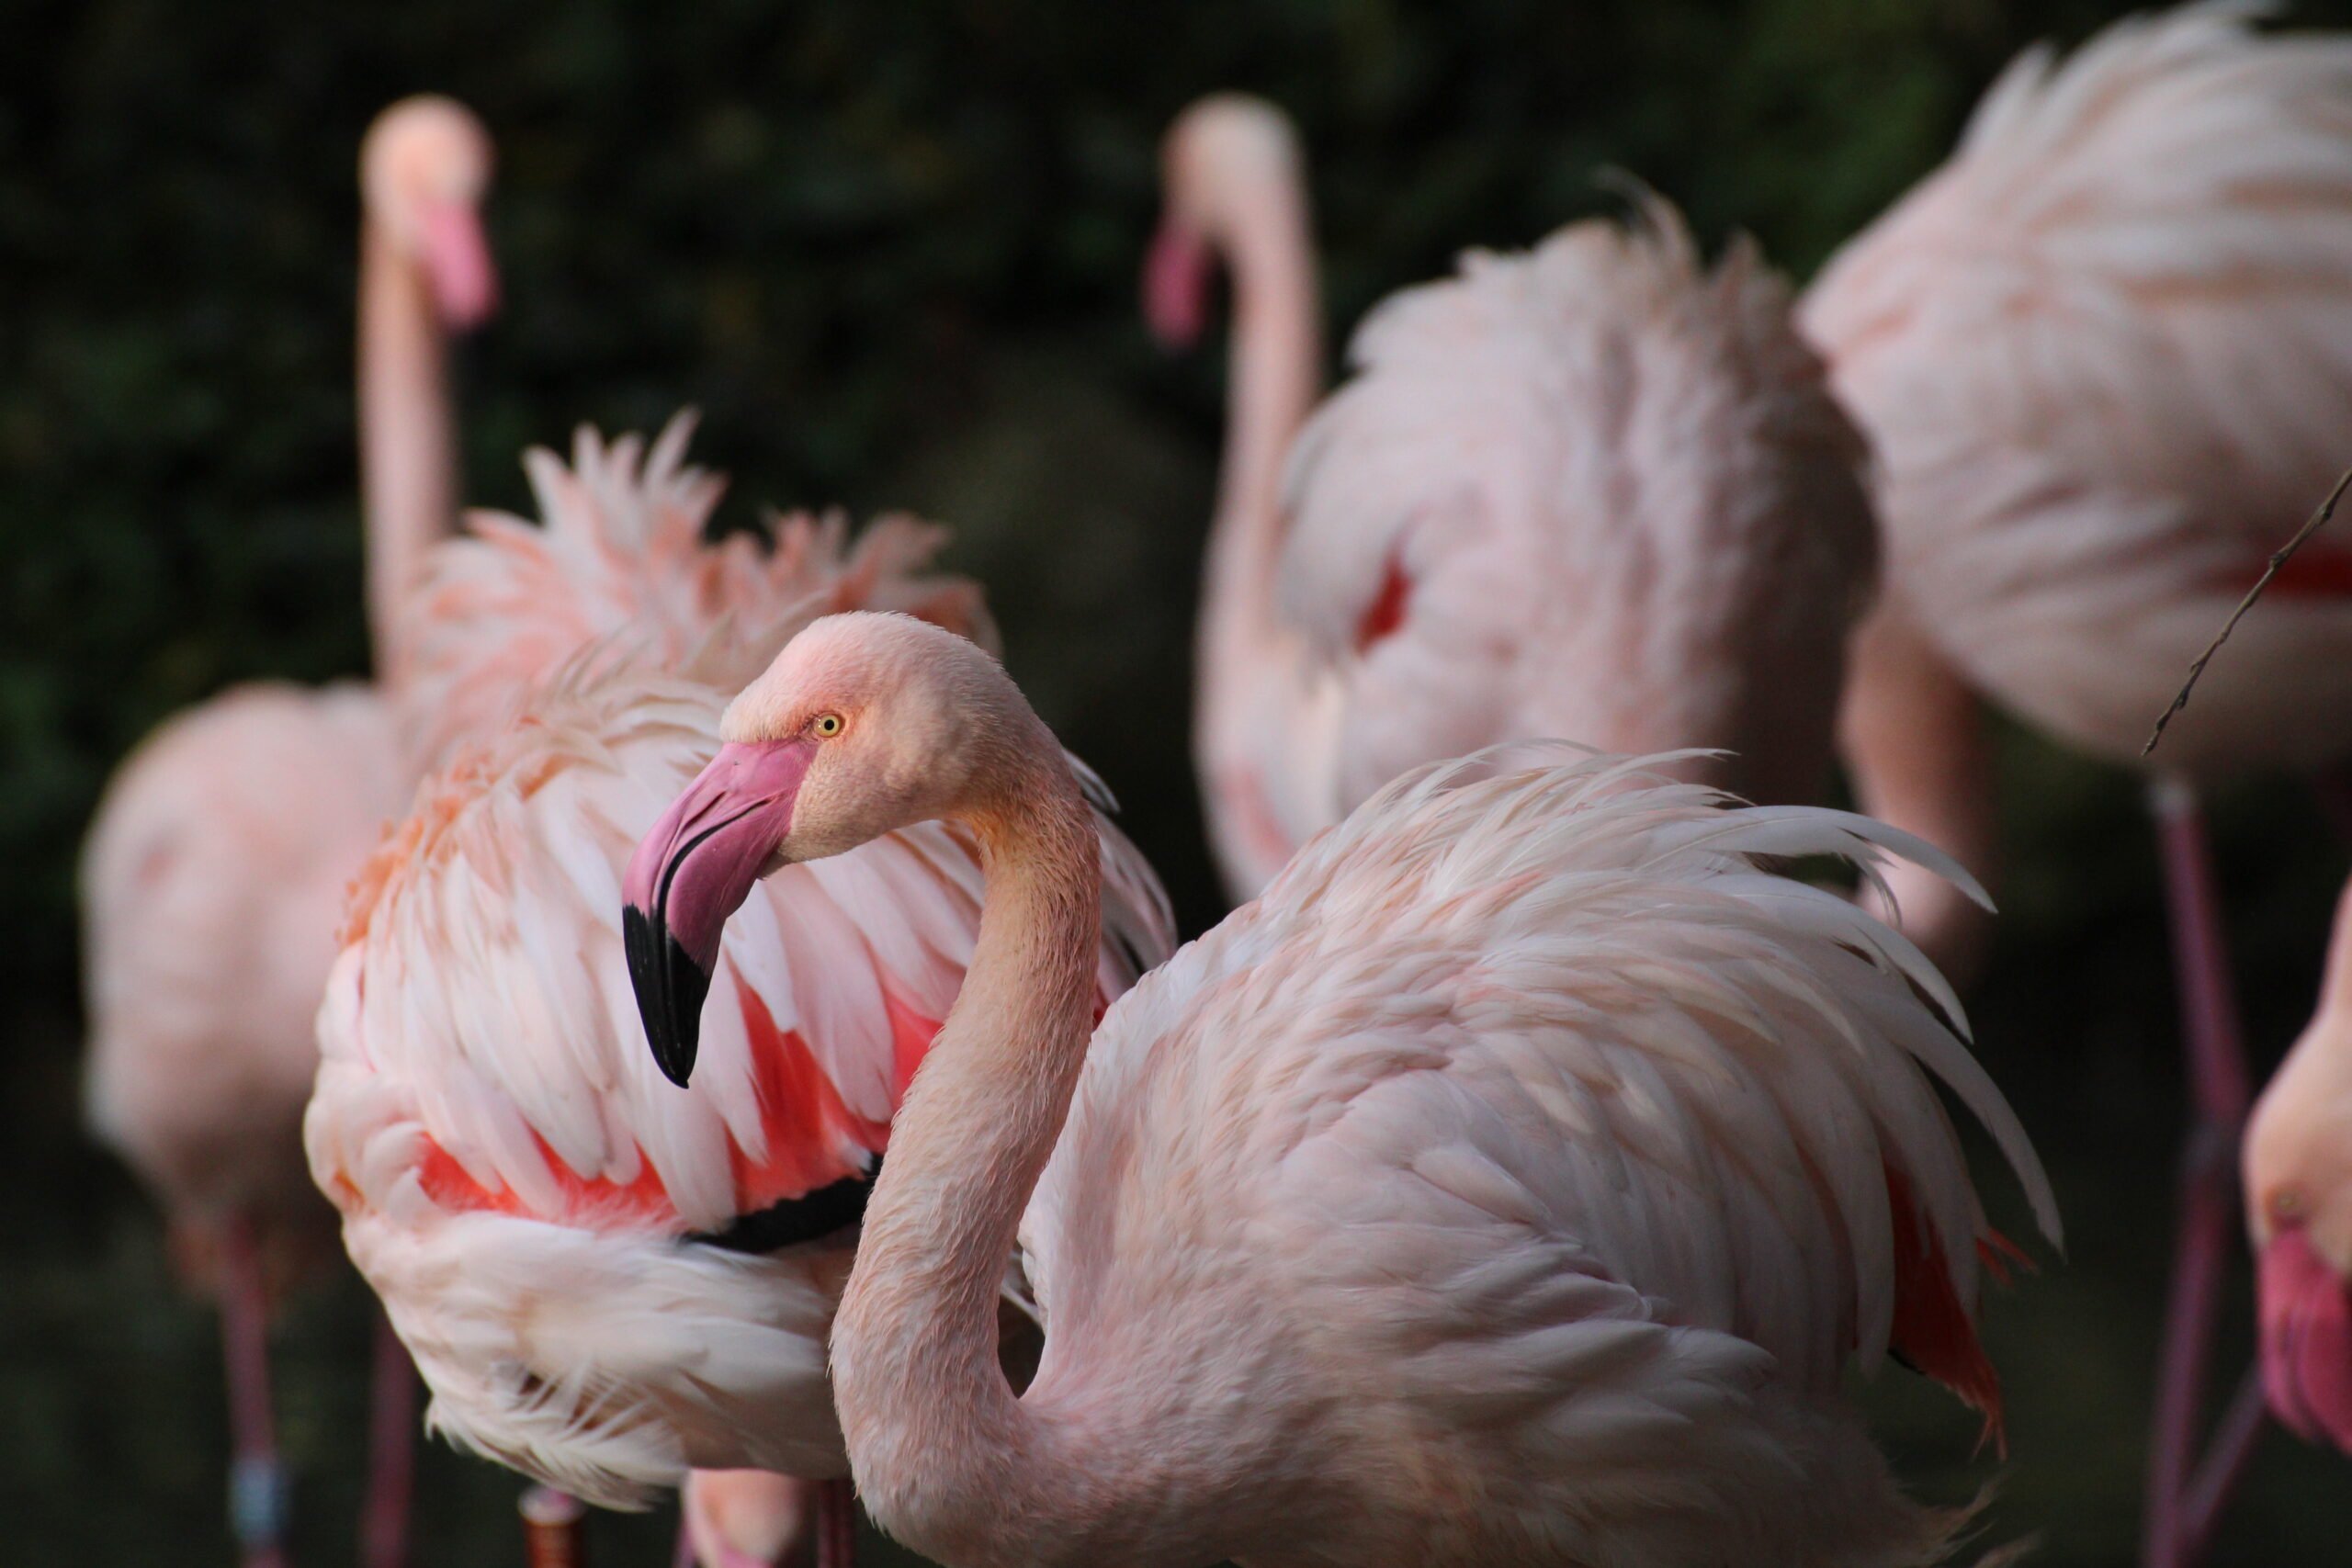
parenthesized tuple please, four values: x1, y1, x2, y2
(1799, 10, 2352, 1560)
(1148, 97, 1877, 903)
(624, 612, 2061, 1568)
(306, 428, 1173, 1568)
(80, 96, 493, 1568)
(2245, 874, 2352, 1457)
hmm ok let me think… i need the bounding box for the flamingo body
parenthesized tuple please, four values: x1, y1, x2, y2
(85, 683, 404, 1266)
(308, 434, 1171, 1506)
(1005, 756, 2047, 1568)
(1283, 207, 1875, 823)
(1803, 4, 2352, 781)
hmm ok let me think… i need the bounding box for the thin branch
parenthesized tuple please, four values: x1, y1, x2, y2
(2145, 468, 2352, 758)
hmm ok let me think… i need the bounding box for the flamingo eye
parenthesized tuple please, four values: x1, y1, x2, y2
(2272, 1188, 2306, 1224)
(812, 714, 843, 739)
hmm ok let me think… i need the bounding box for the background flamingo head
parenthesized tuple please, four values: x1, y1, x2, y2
(624, 612, 1046, 1083)
(1145, 92, 1303, 348)
(360, 95, 499, 330)
(2244, 1008, 2352, 1452)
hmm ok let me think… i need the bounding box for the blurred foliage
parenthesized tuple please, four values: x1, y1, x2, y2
(7, 0, 2352, 1562)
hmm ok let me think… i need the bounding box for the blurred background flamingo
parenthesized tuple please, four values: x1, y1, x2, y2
(75, 96, 494, 1568)
(1148, 96, 1875, 905)
(1802, 13, 2352, 1562)
(306, 425, 1173, 1568)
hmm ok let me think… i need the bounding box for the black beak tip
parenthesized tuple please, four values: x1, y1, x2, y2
(623, 902, 710, 1089)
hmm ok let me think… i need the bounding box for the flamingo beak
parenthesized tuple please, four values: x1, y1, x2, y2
(1143, 221, 1212, 349)
(417, 199, 500, 331)
(2256, 1226, 2352, 1452)
(622, 740, 816, 1086)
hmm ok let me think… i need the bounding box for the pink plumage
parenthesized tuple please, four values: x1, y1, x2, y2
(1154, 97, 1875, 902)
(306, 428, 1174, 1514)
(625, 615, 2063, 1568)
(1805, 2, 2352, 964)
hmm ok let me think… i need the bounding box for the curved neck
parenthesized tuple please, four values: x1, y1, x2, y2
(357, 217, 457, 686)
(1838, 599, 1998, 987)
(1200, 175, 1321, 686)
(828, 755, 1116, 1568)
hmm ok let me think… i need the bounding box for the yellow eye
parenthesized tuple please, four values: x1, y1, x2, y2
(812, 713, 843, 739)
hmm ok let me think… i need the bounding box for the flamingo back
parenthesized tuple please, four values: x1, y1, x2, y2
(1278, 202, 1875, 822)
(395, 413, 993, 769)
(1019, 751, 2058, 1566)
(1803, 3, 2352, 771)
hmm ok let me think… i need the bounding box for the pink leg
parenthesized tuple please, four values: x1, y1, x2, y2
(519, 1486, 585, 1568)
(2183, 1366, 2268, 1564)
(812, 1479, 856, 1568)
(2143, 782, 2254, 1568)
(673, 1511, 696, 1568)
(219, 1219, 292, 1568)
(359, 1308, 416, 1568)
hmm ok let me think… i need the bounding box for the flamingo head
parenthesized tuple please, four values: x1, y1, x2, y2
(2244, 1016, 2352, 1452)
(682, 1471, 809, 1568)
(1145, 93, 1302, 349)
(361, 95, 499, 330)
(624, 613, 1045, 1084)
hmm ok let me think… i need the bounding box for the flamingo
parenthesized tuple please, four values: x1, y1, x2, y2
(623, 611, 2062, 1568)
(1148, 96, 1878, 904)
(2245, 874, 2352, 1457)
(79, 96, 493, 1568)
(305, 427, 1174, 1568)
(1797, 9, 2352, 1559)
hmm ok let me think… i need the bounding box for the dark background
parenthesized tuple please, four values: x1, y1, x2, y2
(6, 0, 2352, 1562)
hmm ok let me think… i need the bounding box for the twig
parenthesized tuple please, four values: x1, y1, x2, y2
(2145, 468, 2352, 757)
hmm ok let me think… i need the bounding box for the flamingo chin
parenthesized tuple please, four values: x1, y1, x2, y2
(1143, 222, 1212, 347)
(2258, 1227, 2352, 1451)
(622, 739, 815, 1084)
(416, 199, 500, 329)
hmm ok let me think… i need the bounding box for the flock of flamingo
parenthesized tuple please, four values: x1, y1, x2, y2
(72, 6, 2352, 1567)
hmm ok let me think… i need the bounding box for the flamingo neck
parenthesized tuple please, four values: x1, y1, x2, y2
(357, 217, 456, 688)
(1200, 175, 1321, 689)
(1838, 598, 1999, 985)
(827, 749, 1114, 1568)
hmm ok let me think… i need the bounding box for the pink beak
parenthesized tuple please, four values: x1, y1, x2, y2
(1143, 221, 1212, 349)
(2257, 1226, 2352, 1452)
(621, 740, 815, 1085)
(417, 199, 499, 331)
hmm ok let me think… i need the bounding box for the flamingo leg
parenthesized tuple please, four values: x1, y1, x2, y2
(519, 1485, 586, 1568)
(2143, 781, 2254, 1568)
(219, 1219, 292, 1568)
(358, 1307, 416, 1568)
(812, 1479, 856, 1568)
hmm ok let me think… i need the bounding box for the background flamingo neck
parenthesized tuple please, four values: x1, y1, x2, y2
(829, 756, 1110, 1567)
(1838, 598, 1999, 985)
(357, 217, 456, 689)
(1202, 177, 1321, 680)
